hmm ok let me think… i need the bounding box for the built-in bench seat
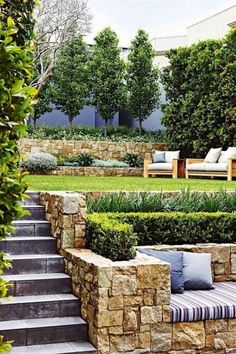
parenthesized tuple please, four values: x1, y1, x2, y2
(171, 281, 236, 322)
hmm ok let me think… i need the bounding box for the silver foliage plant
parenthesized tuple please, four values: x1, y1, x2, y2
(20, 152, 57, 171)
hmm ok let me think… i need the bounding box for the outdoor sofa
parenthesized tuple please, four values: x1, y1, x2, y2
(144, 150, 184, 178)
(186, 147, 236, 181)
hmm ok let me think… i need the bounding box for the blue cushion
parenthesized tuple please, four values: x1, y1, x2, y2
(138, 249, 184, 294)
(152, 152, 165, 163)
(183, 252, 214, 290)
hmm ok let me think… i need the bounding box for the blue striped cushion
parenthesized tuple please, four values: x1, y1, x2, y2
(171, 282, 236, 322)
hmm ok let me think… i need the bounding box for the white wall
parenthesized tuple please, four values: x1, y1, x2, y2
(188, 5, 236, 44)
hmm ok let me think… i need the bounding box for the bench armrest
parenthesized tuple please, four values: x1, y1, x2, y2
(186, 158, 204, 165)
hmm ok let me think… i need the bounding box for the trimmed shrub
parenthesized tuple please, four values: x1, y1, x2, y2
(87, 212, 236, 260)
(20, 152, 57, 171)
(86, 214, 137, 261)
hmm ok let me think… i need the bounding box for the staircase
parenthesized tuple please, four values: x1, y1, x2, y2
(0, 192, 97, 354)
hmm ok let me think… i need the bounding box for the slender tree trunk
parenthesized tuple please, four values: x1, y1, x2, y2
(69, 118, 73, 137)
(104, 120, 108, 138)
(138, 119, 143, 134)
(33, 118, 37, 131)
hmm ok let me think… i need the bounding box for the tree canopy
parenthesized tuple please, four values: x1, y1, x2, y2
(91, 27, 126, 137)
(127, 29, 160, 132)
(161, 29, 236, 157)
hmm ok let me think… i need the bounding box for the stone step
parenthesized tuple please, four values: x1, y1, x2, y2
(4, 254, 64, 275)
(20, 205, 45, 221)
(2, 273, 72, 296)
(0, 316, 87, 347)
(21, 192, 40, 206)
(0, 237, 57, 255)
(12, 220, 50, 236)
(0, 294, 80, 321)
(9, 341, 97, 354)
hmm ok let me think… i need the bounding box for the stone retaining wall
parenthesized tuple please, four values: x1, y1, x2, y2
(19, 138, 165, 160)
(64, 248, 171, 354)
(40, 192, 87, 250)
(32, 166, 143, 177)
(64, 248, 236, 354)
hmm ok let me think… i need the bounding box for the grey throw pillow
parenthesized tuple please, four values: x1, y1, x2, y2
(152, 152, 165, 163)
(204, 147, 222, 163)
(183, 252, 214, 290)
(138, 249, 184, 294)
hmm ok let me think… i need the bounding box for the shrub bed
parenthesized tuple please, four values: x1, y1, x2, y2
(27, 125, 165, 143)
(87, 212, 236, 261)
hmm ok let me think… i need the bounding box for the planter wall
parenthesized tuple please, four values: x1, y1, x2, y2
(30, 166, 143, 177)
(19, 138, 166, 160)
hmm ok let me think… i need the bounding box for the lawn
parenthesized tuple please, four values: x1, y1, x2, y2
(26, 175, 236, 191)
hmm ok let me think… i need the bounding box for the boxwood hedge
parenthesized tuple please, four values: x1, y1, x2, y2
(86, 212, 236, 261)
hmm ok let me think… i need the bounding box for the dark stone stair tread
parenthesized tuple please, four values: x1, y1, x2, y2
(8, 254, 62, 260)
(9, 341, 97, 353)
(0, 316, 85, 331)
(2, 273, 70, 281)
(5, 236, 54, 241)
(12, 220, 50, 225)
(0, 294, 78, 305)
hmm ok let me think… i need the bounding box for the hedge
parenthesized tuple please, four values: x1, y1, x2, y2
(86, 212, 236, 261)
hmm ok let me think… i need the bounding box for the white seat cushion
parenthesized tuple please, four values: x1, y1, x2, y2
(187, 163, 206, 171)
(165, 151, 180, 163)
(148, 163, 173, 171)
(205, 163, 228, 172)
(187, 163, 228, 172)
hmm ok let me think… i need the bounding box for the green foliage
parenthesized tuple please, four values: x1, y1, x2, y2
(27, 125, 165, 143)
(0, 1, 37, 351)
(87, 212, 236, 260)
(123, 153, 143, 167)
(91, 28, 126, 136)
(87, 190, 236, 213)
(73, 153, 94, 167)
(20, 153, 57, 171)
(127, 29, 160, 132)
(161, 29, 236, 157)
(52, 36, 90, 131)
(86, 214, 137, 261)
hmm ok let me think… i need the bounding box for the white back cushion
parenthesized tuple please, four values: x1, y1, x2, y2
(227, 147, 236, 158)
(218, 151, 228, 163)
(204, 147, 222, 163)
(165, 151, 180, 163)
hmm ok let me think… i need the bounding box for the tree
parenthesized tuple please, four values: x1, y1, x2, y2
(51, 36, 90, 133)
(91, 27, 126, 137)
(0, 0, 37, 351)
(161, 29, 236, 157)
(127, 29, 160, 133)
(32, 0, 92, 92)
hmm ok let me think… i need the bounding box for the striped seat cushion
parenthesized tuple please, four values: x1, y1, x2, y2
(171, 282, 236, 322)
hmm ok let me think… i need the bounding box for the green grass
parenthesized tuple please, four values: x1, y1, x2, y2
(25, 175, 236, 191)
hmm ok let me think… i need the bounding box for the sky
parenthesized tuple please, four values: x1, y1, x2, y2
(86, 0, 236, 46)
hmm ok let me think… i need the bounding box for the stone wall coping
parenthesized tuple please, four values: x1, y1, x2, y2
(141, 243, 236, 250)
(64, 248, 171, 269)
